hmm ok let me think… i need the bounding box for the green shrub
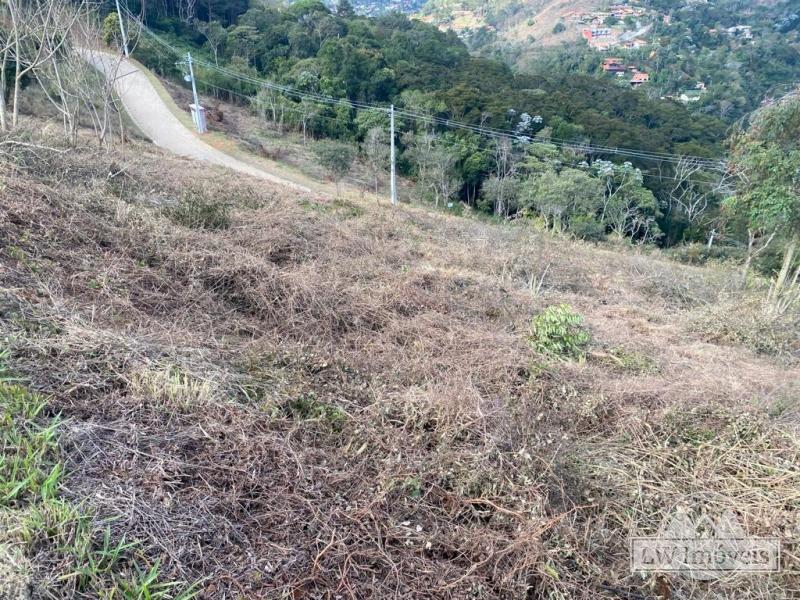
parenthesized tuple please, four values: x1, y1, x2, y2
(283, 394, 347, 431)
(102, 12, 120, 48)
(569, 215, 606, 242)
(164, 194, 231, 230)
(530, 304, 590, 360)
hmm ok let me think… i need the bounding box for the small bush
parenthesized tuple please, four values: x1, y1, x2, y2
(569, 215, 606, 242)
(530, 304, 590, 360)
(102, 12, 120, 48)
(282, 394, 347, 431)
(164, 193, 231, 230)
(552, 22, 566, 34)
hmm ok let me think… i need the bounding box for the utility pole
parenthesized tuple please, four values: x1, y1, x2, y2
(186, 52, 206, 133)
(115, 0, 130, 58)
(390, 104, 397, 206)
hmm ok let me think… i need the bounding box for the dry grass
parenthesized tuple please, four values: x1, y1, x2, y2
(1, 128, 799, 599)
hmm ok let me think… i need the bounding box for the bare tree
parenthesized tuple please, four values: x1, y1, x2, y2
(178, 0, 198, 24)
(428, 145, 459, 208)
(490, 138, 519, 217)
(195, 19, 226, 66)
(298, 98, 319, 144)
(663, 158, 733, 231)
(0, 31, 11, 131)
(405, 131, 436, 197)
(28, 3, 131, 145)
(363, 126, 389, 194)
(4, 0, 84, 130)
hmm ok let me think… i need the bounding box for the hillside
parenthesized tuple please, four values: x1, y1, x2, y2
(417, 0, 800, 124)
(418, 0, 603, 49)
(1, 125, 799, 598)
(129, 0, 730, 250)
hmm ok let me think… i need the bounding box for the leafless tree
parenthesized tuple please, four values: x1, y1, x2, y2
(33, 3, 133, 145)
(298, 98, 319, 144)
(177, 0, 198, 24)
(663, 157, 733, 230)
(428, 145, 459, 208)
(405, 131, 436, 197)
(490, 138, 519, 217)
(3, 0, 84, 130)
(363, 126, 389, 194)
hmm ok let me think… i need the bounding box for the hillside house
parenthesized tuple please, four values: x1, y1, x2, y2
(583, 27, 612, 40)
(630, 72, 650, 87)
(602, 58, 627, 73)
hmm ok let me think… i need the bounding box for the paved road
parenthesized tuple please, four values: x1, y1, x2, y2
(87, 51, 310, 193)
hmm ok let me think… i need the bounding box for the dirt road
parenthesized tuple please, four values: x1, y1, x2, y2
(87, 51, 311, 193)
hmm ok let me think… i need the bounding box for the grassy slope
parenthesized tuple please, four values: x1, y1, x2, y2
(1, 132, 799, 598)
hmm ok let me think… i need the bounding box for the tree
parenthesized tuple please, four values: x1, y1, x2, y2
(336, 0, 356, 18)
(227, 25, 259, 64)
(102, 12, 121, 48)
(428, 145, 460, 208)
(35, 34, 121, 144)
(605, 184, 661, 243)
(482, 176, 521, 217)
(594, 160, 662, 242)
(196, 20, 227, 66)
(314, 140, 355, 195)
(298, 98, 320, 144)
(3, 0, 84, 130)
(486, 138, 520, 217)
(406, 133, 461, 208)
(405, 131, 436, 199)
(254, 88, 291, 132)
(523, 169, 604, 233)
(363, 126, 389, 194)
(660, 157, 733, 245)
(728, 91, 800, 312)
(177, 0, 199, 24)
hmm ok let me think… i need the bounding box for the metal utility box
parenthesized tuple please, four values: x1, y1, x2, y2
(190, 103, 207, 134)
